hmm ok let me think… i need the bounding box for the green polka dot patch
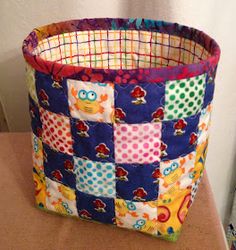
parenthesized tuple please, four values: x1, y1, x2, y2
(74, 157, 116, 198)
(164, 74, 206, 120)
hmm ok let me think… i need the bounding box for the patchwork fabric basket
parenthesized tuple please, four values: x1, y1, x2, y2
(22, 18, 220, 241)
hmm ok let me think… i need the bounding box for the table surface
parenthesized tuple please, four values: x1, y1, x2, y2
(0, 133, 227, 250)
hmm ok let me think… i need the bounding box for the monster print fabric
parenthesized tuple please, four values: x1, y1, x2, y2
(23, 18, 220, 242)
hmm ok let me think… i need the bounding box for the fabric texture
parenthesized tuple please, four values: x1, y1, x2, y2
(23, 18, 220, 242)
(114, 123, 162, 164)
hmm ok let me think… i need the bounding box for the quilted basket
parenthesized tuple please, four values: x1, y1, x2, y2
(22, 18, 220, 241)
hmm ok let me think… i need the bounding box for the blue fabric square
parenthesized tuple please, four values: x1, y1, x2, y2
(114, 83, 165, 123)
(29, 95, 42, 138)
(203, 73, 215, 108)
(116, 163, 159, 201)
(161, 114, 200, 160)
(35, 71, 69, 115)
(71, 119, 114, 163)
(43, 143, 76, 189)
(76, 190, 115, 224)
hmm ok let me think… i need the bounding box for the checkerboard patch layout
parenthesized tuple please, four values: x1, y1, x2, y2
(23, 18, 220, 242)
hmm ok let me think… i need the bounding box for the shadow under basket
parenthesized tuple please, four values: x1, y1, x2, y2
(22, 18, 220, 242)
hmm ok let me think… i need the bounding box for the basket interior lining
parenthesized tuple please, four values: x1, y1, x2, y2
(33, 30, 211, 70)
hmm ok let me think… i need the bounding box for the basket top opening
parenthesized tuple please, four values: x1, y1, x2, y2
(22, 18, 220, 82)
(33, 29, 211, 70)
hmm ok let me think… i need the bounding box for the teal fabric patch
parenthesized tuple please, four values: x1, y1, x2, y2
(74, 157, 116, 198)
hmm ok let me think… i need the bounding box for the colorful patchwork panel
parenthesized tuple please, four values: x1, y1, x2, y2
(115, 163, 159, 201)
(35, 71, 70, 115)
(29, 96, 42, 138)
(43, 143, 76, 189)
(74, 157, 115, 198)
(26, 63, 38, 104)
(161, 114, 200, 160)
(39, 107, 73, 155)
(67, 80, 114, 123)
(115, 199, 158, 235)
(24, 18, 220, 242)
(46, 177, 78, 216)
(33, 167, 46, 209)
(114, 123, 162, 164)
(71, 119, 114, 162)
(159, 152, 196, 198)
(32, 133, 43, 172)
(203, 68, 217, 108)
(198, 104, 212, 145)
(76, 190, 116, 224)
(164, 74, 206, 120)
(114, 83, 165, 123)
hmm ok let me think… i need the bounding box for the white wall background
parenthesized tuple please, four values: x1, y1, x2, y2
(0, 0, 236, 224)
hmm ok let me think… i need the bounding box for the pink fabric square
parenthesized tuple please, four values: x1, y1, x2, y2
(114, 123, 162, 164)
(39, 108, 73, 155)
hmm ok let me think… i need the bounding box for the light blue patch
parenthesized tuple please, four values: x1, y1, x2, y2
(106, 165, 113, 170)
(79, 177, 84, 183)
(86, 162, 93, 168)
(97, 164, 102, 170)
(106, 173, 113, 179)
(88, 180, 93, 185)
(87, 172, 93, 177)
(78, 160, 83, 166)
(97, 172, 102, 177)
(108, 189, 114, 194)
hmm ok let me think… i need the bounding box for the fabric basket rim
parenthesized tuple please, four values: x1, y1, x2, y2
(22, 17, 221, 83)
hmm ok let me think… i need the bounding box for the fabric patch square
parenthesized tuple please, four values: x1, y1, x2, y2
(33, 167, 46, 209)
(157, 188, 191, 236)
(76, 190, 115, 224)
(71, 119, 114, 162)
(159, 152, 196, 198)
(114, 123, 162, 164)
(39, 108, 73, 155)
(115, 199, 158, 235)
(29, 96, 42, 138)
(35, 71, 70, 115)
(164, 74, 206, 120)
(43, 143, 75, 189)
(114, 83, 165, 123)
(26, 63, 38, 104)
(191, 178, 201, 204)
(198, 104, 212, 145)
(74, 157, 116, 198)
(46, 177, 78, 216)
(203, 68, 217, 108)
(116, 163, 159, 201)
(67, 79, 114, 123)
(32, 133, 44, 173)
(161, 114, 200, 160)
(191, 140, 208, 185)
